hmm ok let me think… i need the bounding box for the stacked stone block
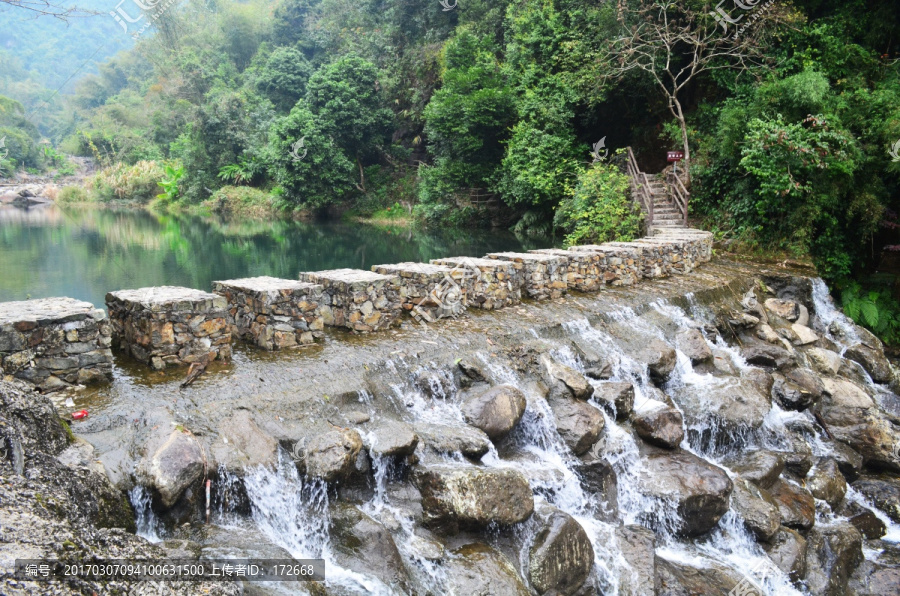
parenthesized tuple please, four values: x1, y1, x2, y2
(298, 269, 402, 332)
(106, 287, 232, 370)
(371, 262, 473, 322)
(568, 245, 642, 286)
(654, 229, 713, 263)
(529, 249, 607, 293)
(430, 257, 522, 310)
(0, 297, 113, 390)
(212, 277, 324, 350)
(485, 252, 568, 300)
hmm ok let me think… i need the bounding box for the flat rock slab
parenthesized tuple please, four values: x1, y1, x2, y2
(107, 286, 226, 310)
(0, 297, 103, 325)
(300, 268, 397, 291)
(213, 276, 322, 295)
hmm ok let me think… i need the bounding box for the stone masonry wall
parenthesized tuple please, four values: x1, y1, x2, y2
(568, 245, 642, 286)
(0, 297, 113, 391)
(106, 287, 232, 370)
(529, 249, 607, 293)
(213, 277, 325, 350)
(299, 269, 403, 332)
(430, 257, 522, 310)
(371, 262, 474, 323)
(485, 252, 568, 300)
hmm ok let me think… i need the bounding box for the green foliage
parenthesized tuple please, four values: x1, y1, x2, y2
(157, 162, 186, 203)
(554, 157, 642, 246)
(88, 161, 166, 203)
(253, 46, 314, 112)
(841, 283, 900, 345)
(56, 186, 92, 204)
(203, 185, 282, 217)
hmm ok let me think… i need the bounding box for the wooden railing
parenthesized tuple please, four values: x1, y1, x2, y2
(666, 171, 690, 226)
(626, 147, 653, 225)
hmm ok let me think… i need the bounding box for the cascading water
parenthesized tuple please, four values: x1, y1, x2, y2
(129, 485, 162, 543)
(811, 277, 860, 350)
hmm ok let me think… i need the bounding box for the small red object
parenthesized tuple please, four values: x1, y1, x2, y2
(71, 409, 88, 420)
(667, 151, 684, 162)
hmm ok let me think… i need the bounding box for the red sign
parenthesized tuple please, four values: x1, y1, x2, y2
(667, 151, 684, 162)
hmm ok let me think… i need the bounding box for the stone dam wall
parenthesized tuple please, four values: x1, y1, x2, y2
(0, 229, 712, 382)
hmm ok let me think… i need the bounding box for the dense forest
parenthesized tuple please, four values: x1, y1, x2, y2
(0, 0, 898, 341)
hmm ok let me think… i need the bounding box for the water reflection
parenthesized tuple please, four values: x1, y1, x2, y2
(0, 204, 553, 309)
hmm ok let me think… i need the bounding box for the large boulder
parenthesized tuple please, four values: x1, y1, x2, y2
(461, 385, 527, 440)
(804, 523, 864, 596)
(773, 374, 818, 411)
(844, 343, 894, 384)
(762, 526, 808, 584)
(365, 420, 419, 458)
(638, 450, 732, 536)
(852, 476, 900, 523)
(211, 410, 279, 473)
(446, 543, 530, 596)
(806, 347, 843, 375)
(415, 423, 491, 460)
(541, 355, 593, 399)
(615, 525, 658, 596)
(841, 500, 887, 539)
(634, 339, 677, 383)
(769, 478, 816, 531)
(528, 504, 594, 596)
(765, 298, 800, 321)
(632, 403, 684, 449)
(0, 380, 68, 457)
(303, 428, 363, 482)
(548, 395, 605, 455)
(806, 457, 846, 510)
(592, 382, 634, 419)
(668, 377, 771, 437)
(786, 368, 825, 400)
(655, 557, 744, 596)
(675, 329, 712, 365)
(848, 542, 900, 596)
(573, 459, 618, 521)
(819, 378, 899, 471)
(731, 477, 780, 541)
(790, 324, 819, 345)
(329, 503, 411, 593)
(742, 343, 795, 370)
(414, 465, 534, 530)
(139, 429, 205, 509)
(722, 449, 784, 489)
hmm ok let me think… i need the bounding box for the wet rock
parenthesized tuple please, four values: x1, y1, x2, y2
(632, 403, 684, 449)
(592, 381, 634, 419)
(840, 501, 887, 539)
(414, 464, 534, 530)
(414, 368, 456, 399)
(615, 525, 657, 596)
(806, 457, 846, 510)
(584, 364, 613, 380)
(639, 450, 732, 536)
(655, 557, 744, 596)
(786, 368, 825, 399)
(781, 436, 814, 477)
(765, 298, 800, 321)
(415, 423, 491, 460)
(365, 420, 418, 457)
(670, 377, 770, 436)
(806, 347, 843, 375)
(304, 428, 363, 482)
(790, 323, 819, 345)
(211, 410, 278, 473)
(573, 459, 618, 521)
(844, 342, 894, 383)
(139, 429, 205, 509)
(756, 323, 782, 344)
(852, 476, 900, 523)
(731, 477, 780, 541)
(528, 504, 594, 596)
(634, 339, 677, 383)
(446, 543, 530, 596)
(461, 384, 527, 440)
(548, 394, 605, 455)
(729, 312, 760, 327)
(819, 378, 899, 471)
(744, 367, 775, 397)
(772, 373, 818, 410)
(675, 328, 712, 364)
(541, 355, 593, 399)
(742, 343, 795, 370)
(769, 478, 816, 531)
(762, 526, 808, 583)
(804, 522, 863, 596)
(329, 503, 411, 593)
(0, 379, 68, 457)
(847, 541, 900, 596)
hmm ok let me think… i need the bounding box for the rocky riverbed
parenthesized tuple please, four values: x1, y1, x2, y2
(1, 258, 899, 595)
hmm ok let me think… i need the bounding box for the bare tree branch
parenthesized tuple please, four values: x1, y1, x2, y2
(0, 0, 97, 20)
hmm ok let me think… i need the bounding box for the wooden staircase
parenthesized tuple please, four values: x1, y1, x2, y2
(626, 147, 689, 232)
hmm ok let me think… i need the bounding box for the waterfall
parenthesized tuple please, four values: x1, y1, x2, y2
(811, 277, 860, 349)
(129, 485, 162, 543)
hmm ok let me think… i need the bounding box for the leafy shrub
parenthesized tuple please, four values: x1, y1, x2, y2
(56, 186, 92, 204)
(841, 283, 900, 346)
(156, 162, 185, 203)
(88, 160, 165, 203)
(554, 159, 642, 246)
(203, 186, 282, 218)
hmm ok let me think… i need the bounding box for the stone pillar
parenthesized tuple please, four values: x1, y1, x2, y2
(105, 286, 232, 370)
(529, 249, 608, 293)
(568, 245, 642, 286)
(371, 262, 474, 323)
(430, 257, 522, 310)
(298, 269, 402, 332)
(0, 297, 113, 390)
(212, 277, 325, 350)
(485, 252, 568, 300)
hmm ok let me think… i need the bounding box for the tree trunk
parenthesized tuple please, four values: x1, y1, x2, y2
(671, 97, 691, 186)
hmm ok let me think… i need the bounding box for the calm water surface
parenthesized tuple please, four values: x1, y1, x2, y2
(0, 204, 554, 309)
